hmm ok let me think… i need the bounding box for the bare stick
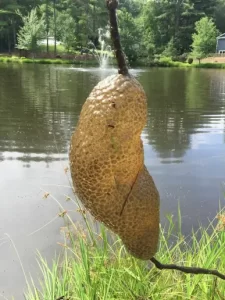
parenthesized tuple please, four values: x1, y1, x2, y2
(106, 0, 129, 75)
(150, 257, 225, 280)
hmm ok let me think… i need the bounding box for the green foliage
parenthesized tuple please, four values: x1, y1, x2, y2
(0, 0, 223, 60)
(118, 8, 141, 63)
(54, 11, 76, 51)
(3, 55, 225, 70)
(188, 57, 194, 64)
(152, 56, 190, 68)
(140, 0, 198, 55)
(25, 207, 225, 300)
(0, 0, 43, 52)
(191, 17, 219, 61)
(0, 55, 99, 66)
(215, 0, 225, 33)
(16, 8, 44, 51)
(195, 62, 225, 69)
(139, 0, 219, 57)
(162, 38, 178, 59)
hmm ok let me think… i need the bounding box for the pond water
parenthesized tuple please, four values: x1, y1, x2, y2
(0, 64, 225, 298)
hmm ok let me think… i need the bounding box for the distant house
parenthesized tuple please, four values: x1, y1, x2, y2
(216, 33, 225, 54)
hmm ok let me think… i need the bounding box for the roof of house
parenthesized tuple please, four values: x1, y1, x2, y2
(217, 33, 225, 39)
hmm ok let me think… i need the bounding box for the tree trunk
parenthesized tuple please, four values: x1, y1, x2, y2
(174, 0, 182, 42)
(85, 0, 89, 45)
(93, 3, 96, 34)
(7, 28, 11, 54)
(46, 0, 49, 53)
(47, 34, 49, 53)
(12, 20, 16, 49)
(53, 0, 57, 56)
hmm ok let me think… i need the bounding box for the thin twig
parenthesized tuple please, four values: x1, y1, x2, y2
(106, 0, 129, 75)
(4, 233, 29, 287)
(150, 257, 225, 280)
(27, 215, 59, 236)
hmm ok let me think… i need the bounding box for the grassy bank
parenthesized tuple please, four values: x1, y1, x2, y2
(24, 203, 225, 300)
(194, 63, 225, 69)
(2, 55, 225, 69)
(136, 57, 225, 69)
(0, 56, 99, 66)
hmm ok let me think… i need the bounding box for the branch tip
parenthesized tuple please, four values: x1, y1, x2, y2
(106, 0, 129, 75)
(150, 257, 225, 281)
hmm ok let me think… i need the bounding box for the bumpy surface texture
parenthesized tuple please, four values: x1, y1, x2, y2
(70, 74, 160, 260)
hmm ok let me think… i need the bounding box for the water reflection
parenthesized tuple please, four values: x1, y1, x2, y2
(138, 68, 225, 162)
(0, 65, 224, 165)
(0, 64, 225, 299)
(0, 64, 93, 167)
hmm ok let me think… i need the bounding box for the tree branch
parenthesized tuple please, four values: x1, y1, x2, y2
(106, 0, 129, 75)
(150, 257, 225, 280)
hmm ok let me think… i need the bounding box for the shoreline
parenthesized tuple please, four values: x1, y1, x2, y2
(1, 56, 225, 69)
(0, 56, 100, 66)
(25, 209, 225, 299)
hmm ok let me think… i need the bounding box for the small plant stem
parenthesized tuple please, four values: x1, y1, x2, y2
(150, 257, 225, 280)
(106, 0, 129, 75)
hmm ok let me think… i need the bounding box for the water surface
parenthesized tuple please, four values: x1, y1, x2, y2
(0, 64, 224, 298)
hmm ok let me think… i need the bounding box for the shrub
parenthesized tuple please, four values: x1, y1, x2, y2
(178, 53, 188, 63)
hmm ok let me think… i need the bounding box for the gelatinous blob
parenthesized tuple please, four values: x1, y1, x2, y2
(70, 74, 160, 260)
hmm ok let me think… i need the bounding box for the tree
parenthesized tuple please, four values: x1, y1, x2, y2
(0, 0, 42, 52)
(45, 0, 50, 53)
(191, 16, 219, 62)
(0, 1, 20, 52)
(0, 0, 224, 56)
(16, 7, 44, 53)
(162, 37, 178, 58)
(55, 11, 76, 51)
(39, 1, 52, 52)
(140, 0, 195, 55)
(118, 8, 141, 62)
(215, 0, 225, 34)
(191, 0, 218, 17)
(53, 0, 56, 55)
(119, 0, 141, 17)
